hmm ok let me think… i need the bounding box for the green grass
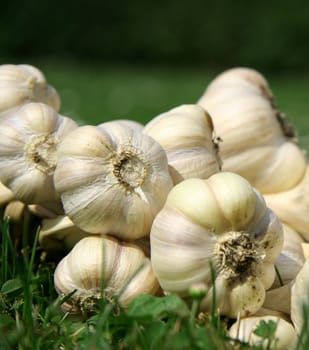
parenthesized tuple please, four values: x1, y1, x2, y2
(0, 218, 252, 349)
(2, 217, 307, 350)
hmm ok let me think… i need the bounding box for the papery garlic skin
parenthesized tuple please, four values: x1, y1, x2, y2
(54, 235, 159, 313)
(229, 316, 297, 350)
(107, 119, 144, 133)
(54, 123, 173, 240)
(0, 64, 60, 115)
(150, 172, 283, 318)
(0, 102, 78, 206)
(143, 104, 221, 184)
(291, 259, 309, 334)
(197, 67, 306, 194)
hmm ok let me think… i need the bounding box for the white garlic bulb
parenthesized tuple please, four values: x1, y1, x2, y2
(291, 258, 309, 334)
(0, 102, 78, 209)
(229, 315, 297, 349)
(54, 123, 173, 240)
(143, 104, 221, 184)
(54, 235, 159, 313)
(197, 67, 307, 194)
(0, 64, 60, 116)
(150, 172, 283, 318)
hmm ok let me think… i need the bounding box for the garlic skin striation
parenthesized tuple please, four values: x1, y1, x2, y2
(54, 235, 159, 313)
(143, 104, 221, 184)
(0, 64, 60, 116)
(229, 315, 297, 349)
(150, 172, 283, 318)
(54, 122, 173, 240)
(0, 102, 78, 208)
(197, 67, 307, 194)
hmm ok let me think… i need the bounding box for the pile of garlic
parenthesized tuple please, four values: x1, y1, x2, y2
(1, 63, 308, 348)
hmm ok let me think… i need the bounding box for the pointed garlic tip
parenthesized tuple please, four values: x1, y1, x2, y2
(291, 259, 309, 334)
(27, 204, 60, 219)
(54, 123, 173, 240)
(197, 67, 306, 194)
(229, 315, 297, 350)
(264, 164, 309, 240)
(150, 172, 283, 318)
(143, 104, 221, 184)
(39, 215, 91, 254)
(54, 235, 159, 314)
(0, 64, 61, 116)
(201, 67, 274, 100)
(0, 102, 78, 205)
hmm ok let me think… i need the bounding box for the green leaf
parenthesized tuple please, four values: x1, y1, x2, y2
(1, 278, 23, 295)
(253, 319, 277, 339)
(126, 294, 189, 320)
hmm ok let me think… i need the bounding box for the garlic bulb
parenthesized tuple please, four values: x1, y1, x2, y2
(264, 166, 309, 240)
(291, 258, 309, 334)
(0, 64, 60, 116)
(54, 123, 173, 240)
(143, 104, 221, 184)
(197, 67, 307, 194)
(54, 235, 159, 313)
(0, 102, 78, 208)
(229, 315, 297, 349)
(150, 172, 283, 318)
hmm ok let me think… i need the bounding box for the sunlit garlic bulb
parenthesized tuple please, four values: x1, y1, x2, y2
(0, 64, 60, 116)
(143, 104, 221, 184)
(150, 172, 283, 318)
(54, 122, 173, 240)
(197, 67, 306, 194)
(0, 102, 78, 209)
(54, 235, 159, 314)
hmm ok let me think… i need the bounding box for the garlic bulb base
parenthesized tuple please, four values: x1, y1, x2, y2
(216, 231, 262, 281)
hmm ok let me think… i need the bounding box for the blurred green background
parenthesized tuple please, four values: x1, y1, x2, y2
(1, 0, 309, 148)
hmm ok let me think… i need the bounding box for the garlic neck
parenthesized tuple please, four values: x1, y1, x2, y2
(113, 148, 147, 190)
(25, 134, 57, 174)
(217, 232, 262, 281)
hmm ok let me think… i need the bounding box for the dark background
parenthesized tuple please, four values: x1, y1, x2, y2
(2, 0, 309, 73)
